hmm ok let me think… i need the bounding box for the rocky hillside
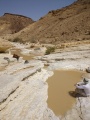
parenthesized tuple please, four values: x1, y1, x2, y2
(0, 13, 34, 35)
(8, 0, 90, 44)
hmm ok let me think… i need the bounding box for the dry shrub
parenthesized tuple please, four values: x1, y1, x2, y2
(13, 37, 22, 43)
(45, 47, 55, 55)
(30, 44, 35, 48)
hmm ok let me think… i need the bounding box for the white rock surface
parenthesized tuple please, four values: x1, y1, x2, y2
(0, 43, 90, 120)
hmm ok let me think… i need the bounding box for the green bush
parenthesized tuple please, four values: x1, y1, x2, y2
(45, 47, 55, 55)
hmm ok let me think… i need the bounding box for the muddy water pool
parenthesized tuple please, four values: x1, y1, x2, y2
(11, 49, 35, 60)
(47, 70, 85, 116)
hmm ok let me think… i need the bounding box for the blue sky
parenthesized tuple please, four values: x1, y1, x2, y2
(0, 0, 76, 21)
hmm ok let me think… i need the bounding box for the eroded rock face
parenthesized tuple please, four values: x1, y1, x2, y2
(0, 60, 56, 120)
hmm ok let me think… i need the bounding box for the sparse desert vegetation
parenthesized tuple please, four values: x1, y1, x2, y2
(45, 46, 55, 55)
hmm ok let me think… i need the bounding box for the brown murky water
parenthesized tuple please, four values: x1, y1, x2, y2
(11, 49, 35, 60)
(47, 70, 85, 116)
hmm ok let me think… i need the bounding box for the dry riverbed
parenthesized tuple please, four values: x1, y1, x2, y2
(0, 43, 90, 120)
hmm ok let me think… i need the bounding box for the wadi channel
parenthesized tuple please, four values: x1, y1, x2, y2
(0, 42, 90, 120)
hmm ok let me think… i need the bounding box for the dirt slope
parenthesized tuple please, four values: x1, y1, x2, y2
(0, 0, 90, 44)
(8, 0, 90, 44)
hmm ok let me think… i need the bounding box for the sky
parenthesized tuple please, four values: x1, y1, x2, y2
(0, 0, 76, 21)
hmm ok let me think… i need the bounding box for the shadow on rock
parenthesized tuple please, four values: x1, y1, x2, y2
(68, 91, 84, 98)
